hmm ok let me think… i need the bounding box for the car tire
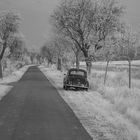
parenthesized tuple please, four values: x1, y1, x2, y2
(85, 88, 88, 91)
(63, 85, 68, 90)
(65, 86, 68, 90)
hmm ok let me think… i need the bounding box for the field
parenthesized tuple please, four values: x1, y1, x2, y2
(40, 60, 140, 140)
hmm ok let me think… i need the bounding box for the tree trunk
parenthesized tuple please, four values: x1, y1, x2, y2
(47, 60, 50, 67)
(86, 60, 92, 74)
(0, 44, 7, 79)
(128, 60, 131, 88)
(75, 51, 79, 69)
(82, 49, 91, 74)
(30, 56, 33, 64)
(104, 60, 109, 85)
(57, 57, 62, 71)
(0, 61, 2, 79)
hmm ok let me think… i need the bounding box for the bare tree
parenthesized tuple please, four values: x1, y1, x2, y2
(40, 43, 56, 66)
(94, 35, 117, 84)
(0, 12, 20, 78)
(52, 35, 69, 70)
(117, 27, 138, 88)
(8, 35, 25, 61)
(70, 42, 81, 69)
(51, 0, 93, 73)
(21, 47, 31, 65)
(89, 0, 124, 73)
(53, 35, 82, 70)
(51, 0, 123, 73)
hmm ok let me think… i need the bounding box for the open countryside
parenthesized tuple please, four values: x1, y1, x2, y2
(0, 0, 140, 140)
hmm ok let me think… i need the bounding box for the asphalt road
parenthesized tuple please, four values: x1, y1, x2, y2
(0, 66, 92, 140)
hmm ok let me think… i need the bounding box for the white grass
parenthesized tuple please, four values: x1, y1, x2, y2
(39, 65, 140, 140)
(89, 67, 140, 133)
(0, 85, 12, 100)
(0, 65, 30, 101)
(80, 60, 140, 66)
(0, 65, 29, 84)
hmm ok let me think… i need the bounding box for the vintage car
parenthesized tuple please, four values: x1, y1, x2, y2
(63, 68, 89, 91)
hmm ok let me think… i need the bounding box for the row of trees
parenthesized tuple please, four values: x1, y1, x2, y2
(40, 35, 75, 70)
(0, 11, 30, 78)
(39, 0, 140, 89)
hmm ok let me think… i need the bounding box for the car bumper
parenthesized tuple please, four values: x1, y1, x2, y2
(65, 84, 88, 89)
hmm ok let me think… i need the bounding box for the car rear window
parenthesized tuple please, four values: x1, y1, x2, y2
(70, 70, 85, 76)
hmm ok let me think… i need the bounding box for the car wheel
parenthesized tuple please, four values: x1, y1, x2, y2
(63, 85, 68, 90)
(85, 88, 88, 91)
(65, 86, 68, 90)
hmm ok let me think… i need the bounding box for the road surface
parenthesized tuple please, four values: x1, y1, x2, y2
(0, 66, 92, 140)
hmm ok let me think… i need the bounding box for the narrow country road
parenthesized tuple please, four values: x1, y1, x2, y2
(0, 66, 92, 140)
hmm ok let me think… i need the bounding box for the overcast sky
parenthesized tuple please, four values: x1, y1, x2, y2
(0, 0, 140, 51)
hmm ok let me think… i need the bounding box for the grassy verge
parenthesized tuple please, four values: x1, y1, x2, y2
(40, 65, 140, 140)
(0, 65, 29, 101)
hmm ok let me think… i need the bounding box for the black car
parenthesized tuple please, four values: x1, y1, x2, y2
(63, 68, 89, 91)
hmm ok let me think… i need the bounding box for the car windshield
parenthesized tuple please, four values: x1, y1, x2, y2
(69, 70, 85, 76)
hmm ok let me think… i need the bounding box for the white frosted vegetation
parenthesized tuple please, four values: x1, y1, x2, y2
(0, 65, 29, 100)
